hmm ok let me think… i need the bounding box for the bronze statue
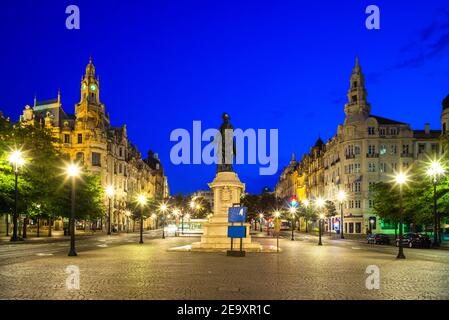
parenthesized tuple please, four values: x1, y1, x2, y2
(217, 112, 236, 173)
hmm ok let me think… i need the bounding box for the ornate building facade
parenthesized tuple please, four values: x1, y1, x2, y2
(20, 59, 169, 231)
(276, 58, 443, 235)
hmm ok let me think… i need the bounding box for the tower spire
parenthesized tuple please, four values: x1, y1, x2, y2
(344, 57, 370, 123)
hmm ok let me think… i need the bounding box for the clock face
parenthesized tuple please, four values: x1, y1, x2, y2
(90, 84, 96, 91)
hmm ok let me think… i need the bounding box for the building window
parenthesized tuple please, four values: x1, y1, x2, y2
(349, 223, 354, 234)
(418, 144, 426, 154)
(380, 145, 387, 155)
(355, 200, 361, 208)
(76, 152, 84, 164)
(77, 134, 83, 144)
(368, 127, 375, 135)
(402, 144, 409, 154)
(119, 163, 123, 174)
(368, 145, 376, 155)
(64, 134, 70, 144)
(368, 163, 376, 172)
(352, 95, 357, 103)
(380, 163, 387, 173)
(354, 163, 361, 173)
(390, 145, 397, 155)
(119, 148, 123, 157)
(391, 163, 397, 171)
(379, 128, 386, 136)
(355, 223, 362, 234)
(92, 152, 101, 167)
(390, 128, 398, 135)
(431, 144, 439, 154)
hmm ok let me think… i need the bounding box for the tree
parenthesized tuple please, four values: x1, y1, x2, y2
(298, 204, 317, 233)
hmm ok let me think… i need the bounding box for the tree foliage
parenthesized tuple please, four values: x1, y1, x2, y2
(0, 117, 104, 227)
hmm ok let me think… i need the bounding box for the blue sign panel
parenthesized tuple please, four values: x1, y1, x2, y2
(228, 226, 247, 239)
(228, 207, 248, 223)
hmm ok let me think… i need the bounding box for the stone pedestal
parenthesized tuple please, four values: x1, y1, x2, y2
(191, 171, 261, 252)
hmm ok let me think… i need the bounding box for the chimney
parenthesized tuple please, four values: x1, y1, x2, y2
(425, 123, 430, 135)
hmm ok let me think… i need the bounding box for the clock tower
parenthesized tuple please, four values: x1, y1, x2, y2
(75, 57, 109, 128)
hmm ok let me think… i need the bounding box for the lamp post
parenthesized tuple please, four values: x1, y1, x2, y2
(125, 210, 131, 233)
(337, 190, 347, 239)
(274, 211, 281, 252)
(160, 203, 168, 239)
(426, 160, 445, 247)
(289, 207, 296, 241)
(369, 218, 375, 234)
(172, 208, 179, 236)
(8, 150, 25, 242)
(66, 163, 81, 256)
(259, 213, 264, 232)
(105, 185, 115, 235)
(395, 172, 408, 259)
(316, 198, 325, 246)
(137, 194, 147, 244)
(302, 199, 310, 233)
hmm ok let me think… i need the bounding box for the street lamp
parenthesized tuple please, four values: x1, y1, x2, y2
(426, 160, 446, 247)
(160, 203, 168, 239)
(105, 185, 115, 235)
(151, 213, 157, 230)
(137, 194, 147, 244)
(316, 198, 326, 246)
(289, 207, 296, 241)
(172, 208, 180, 236)
(125, 210, 131, 233)
(302, 199, 310, 233)
(8, 150, 25, 242)
(369, 218, 375, 234)
(66, 163, 81, 256)
(337, 190, 347, 239)
(274, 211, 281, 251)
(394, 172, 408, 259)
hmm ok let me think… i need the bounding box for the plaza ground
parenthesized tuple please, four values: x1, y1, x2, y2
(1, 231, 449, 300)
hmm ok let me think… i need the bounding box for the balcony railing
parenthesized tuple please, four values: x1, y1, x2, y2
(366, 153, 379, 158)
(345, 154, 355, 160)
(401, 153, 413, 158)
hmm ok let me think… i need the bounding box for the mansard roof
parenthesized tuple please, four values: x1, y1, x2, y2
(413, 129, 441, 139)
(370, 115, 406, 125)
(36, 99, 58, 106)
(314, 137, 324, 148)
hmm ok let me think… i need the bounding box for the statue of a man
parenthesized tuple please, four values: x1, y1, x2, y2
(217, 112, 236, 173)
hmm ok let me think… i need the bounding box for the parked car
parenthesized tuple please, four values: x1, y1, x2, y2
(396, 233, 431, 248)
(367, 233, 391, 245)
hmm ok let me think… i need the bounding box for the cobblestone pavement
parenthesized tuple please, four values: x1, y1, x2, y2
(1, 234, 449, 300)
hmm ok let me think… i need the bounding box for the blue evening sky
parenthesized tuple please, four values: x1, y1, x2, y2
(1, 1, 448, 194)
